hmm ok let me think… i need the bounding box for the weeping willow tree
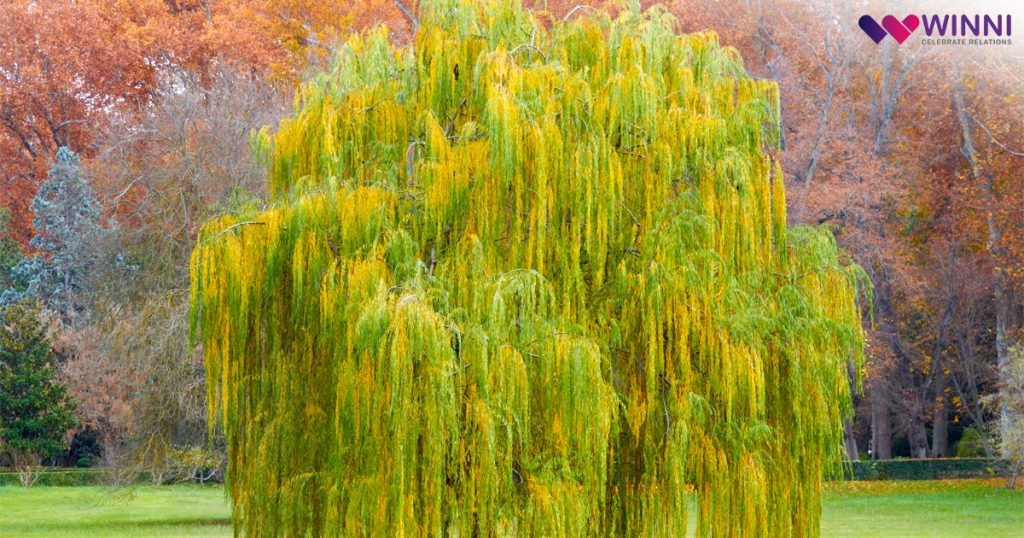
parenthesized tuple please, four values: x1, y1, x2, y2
(190, 1, 867, 535)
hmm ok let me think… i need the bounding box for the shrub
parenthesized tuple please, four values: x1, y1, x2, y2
(955, 428, 987, 458)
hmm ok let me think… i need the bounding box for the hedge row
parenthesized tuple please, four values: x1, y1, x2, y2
(842, 458, 1013, 481)
(0, 468, 113, 487)
(0, 468, 222, 487)
(1, 459, 1013, 486)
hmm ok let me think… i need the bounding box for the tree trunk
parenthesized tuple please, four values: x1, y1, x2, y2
(843, 418, 859, 460)
(803, 33, 846, 187)
(931, 388, 949, 457)
(992, 225, 1010, 456)
(930, 290, 955, 458)
(908, 414, 929, 459)
(871, 395, 892, 459)
(804, 90, 830, 187)
(870, 41, 916, 155)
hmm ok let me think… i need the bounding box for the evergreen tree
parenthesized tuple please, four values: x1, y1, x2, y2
(2, 148, 108, 322)
(191, 1, 868, 535)
(0, 209, 23, 291)
(0, 302, 78, 484)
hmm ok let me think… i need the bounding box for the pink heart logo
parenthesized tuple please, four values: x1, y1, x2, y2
(881, 15, 919, 44)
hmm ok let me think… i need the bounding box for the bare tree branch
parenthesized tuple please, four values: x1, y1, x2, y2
(208, 221, 265, 243)
(972, 116, 1024, 158)
(393, 0, 419, 33)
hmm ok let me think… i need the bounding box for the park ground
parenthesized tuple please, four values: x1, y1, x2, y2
(0, 479, 1021, 537)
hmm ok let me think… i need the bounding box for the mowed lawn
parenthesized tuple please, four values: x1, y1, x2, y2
(820, 479, 1024, 537)
(0, 480, 1021, 537)
(0, 485, 230, 537)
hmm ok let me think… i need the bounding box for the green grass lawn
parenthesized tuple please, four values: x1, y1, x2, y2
(0, 485, 230, 537)
(821, 480, 1024, 537)
(0, 480, 1020, 537)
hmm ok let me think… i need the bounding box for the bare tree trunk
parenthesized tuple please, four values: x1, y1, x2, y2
(804, 114, 827, 187)
(931, 383, 949, 457)
(990, 225, 1010, 454)
(871, 394, 892, 459)
(907, 402, 930, 458)
(867, 41, 917, 155)
(843, 418, 859, 460)
(953, 333, 997, 456)
(801, 23, 848, 186)
(929, 284, 955, 458)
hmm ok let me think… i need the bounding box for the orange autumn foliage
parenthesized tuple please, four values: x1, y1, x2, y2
(0, 0, 414, 244)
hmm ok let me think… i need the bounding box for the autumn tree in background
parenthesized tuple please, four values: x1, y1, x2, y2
(62, 68, 287, 470)
(948, 53, 1024, 455)
(0, 0, 160, 243)
(0, 0, 415, 243)
(95, 69, 286, 289)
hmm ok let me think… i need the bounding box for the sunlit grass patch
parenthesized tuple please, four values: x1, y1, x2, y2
(0, 481, 1020, 537)
(0, 485, 230, 538)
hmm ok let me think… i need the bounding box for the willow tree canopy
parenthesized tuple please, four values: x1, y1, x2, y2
(190, 1, 867, 536)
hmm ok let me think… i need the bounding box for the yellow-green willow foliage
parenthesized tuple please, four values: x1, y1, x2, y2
(191, 1, 868, 536)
